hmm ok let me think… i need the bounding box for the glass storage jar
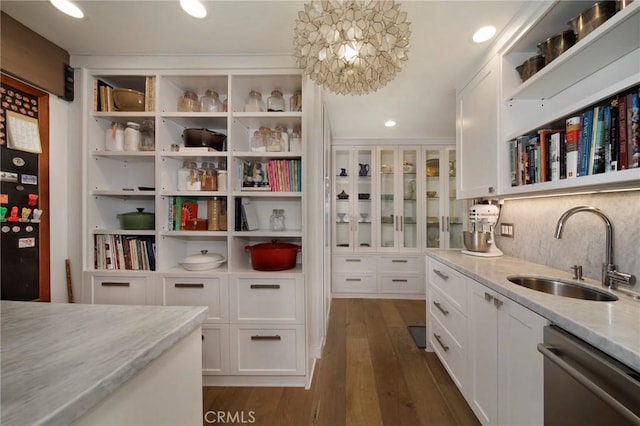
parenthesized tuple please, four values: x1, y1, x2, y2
(207, 197, 221, 231)
(124, 122, 140, 151)
(270, 209, 285, 231)
(289, 127, 302, 153)
(251, 130, 266, 152)
(222, 98, 228, 113)
(245, 90, 263, 112)
(267, 90, 285, 112)
(275, 124, 289, 151)
(218, 198, 228, 231)
(217, 170, 227, 192)
(178, 161, 198, 191)
(200, 163, 218, 191)
(178, 90, 200, 112)
(200, 90, 223, 112)
(266, 129, 282, 152)
(139, 119, 155, 151)
(104, 122, 125, 151)
(290, 90, 302, 112)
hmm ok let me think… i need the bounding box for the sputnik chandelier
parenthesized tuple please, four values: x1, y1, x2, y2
(293, 0, 411, 96)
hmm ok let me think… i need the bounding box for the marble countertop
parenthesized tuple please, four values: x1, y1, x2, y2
(426, 249, 640, 371)
(0, 301, 208, 426)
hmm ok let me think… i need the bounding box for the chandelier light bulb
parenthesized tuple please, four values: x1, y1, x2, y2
(180, 0, 207, 19)
(49, 0, 84, 18)
(294, 0, 411, 96)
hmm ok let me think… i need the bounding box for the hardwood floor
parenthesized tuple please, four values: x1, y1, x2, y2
(203, 299, 479, 426)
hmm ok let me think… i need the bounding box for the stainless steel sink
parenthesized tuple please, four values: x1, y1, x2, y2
(506, 276, 618, 302)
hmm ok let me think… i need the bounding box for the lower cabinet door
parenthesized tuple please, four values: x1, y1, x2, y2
(202, 324, 230, 375)
(92, 275, 147, 305)
(230, 324, 305, 375)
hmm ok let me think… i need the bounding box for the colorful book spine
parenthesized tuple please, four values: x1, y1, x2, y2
(565, 116, 581, 178)
(549, 131, 563, 181)
(591, 106, 607, 175)
(609, 99, 618, 172)
(618, 95, 628, 169)
(628, 91, 640, 168)
(577, 109, 594, 177)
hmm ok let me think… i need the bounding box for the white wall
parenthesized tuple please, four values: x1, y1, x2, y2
(48, 91, 82, 302)
(495, 191, 639, 291)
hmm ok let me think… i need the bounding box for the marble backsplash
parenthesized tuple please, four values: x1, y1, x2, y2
(494, 190, 639, 291)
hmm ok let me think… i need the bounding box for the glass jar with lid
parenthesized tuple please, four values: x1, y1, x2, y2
(275, 124, 289, 151)
(251, 130, 266, 152)
(178, 90, 200, 112)
(178, 161, 198, 191)
(270, 209, 286, 231)
(200, 162, 218, 191)
(200, 90, 223, 112)
(290, 127, 302, 153)
(267, 90, 285, 112)
(104, 122, 125, 151)
(266, 129, 282, 152)
(124, 122, 140, 151)
(139, 119, 155, 151)
(290, 90, 302, 112)
(245, 90, 263, 112)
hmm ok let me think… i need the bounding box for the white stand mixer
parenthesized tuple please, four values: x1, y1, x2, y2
(461, 203, 503, 257)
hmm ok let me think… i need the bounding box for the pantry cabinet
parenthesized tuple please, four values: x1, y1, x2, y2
(456, 1, 640, 199)
(80, 66, 317, 387)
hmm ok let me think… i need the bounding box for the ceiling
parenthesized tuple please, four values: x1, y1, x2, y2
(1, 0, 528, 140)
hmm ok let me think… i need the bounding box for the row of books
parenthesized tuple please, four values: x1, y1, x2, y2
(241, 159, 302, 192)
(94, 234, 156, 270)
(93, 76, 155, 112)
(510, 87, 640, 186)
(234, 198, 259, 231)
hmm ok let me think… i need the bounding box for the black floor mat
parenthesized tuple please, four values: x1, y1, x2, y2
(408, 325, 427, 349)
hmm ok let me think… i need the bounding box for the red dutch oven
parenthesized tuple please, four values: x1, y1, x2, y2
(244, 241, 301, 271)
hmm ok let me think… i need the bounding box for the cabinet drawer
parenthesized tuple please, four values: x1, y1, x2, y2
(202, 324, 229, 375)
(230, 277, 303, 323)
(429, 285, 466, 347)
(92, 275, 147, 305)
(378, 275, 423, 294)
(379, 256, 423, 273)
(429, 313, 466, 391)
(164, 277, 228, 323)
(428, 259, 467, 312)
(230, 325, 305, 375)
(332, 274, 377, 293)
(332, 255, 377, 273)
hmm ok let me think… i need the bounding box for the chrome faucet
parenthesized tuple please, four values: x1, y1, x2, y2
(554, 206, 636, 289)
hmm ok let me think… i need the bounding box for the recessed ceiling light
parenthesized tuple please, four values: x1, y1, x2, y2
(180, 0, 207, 19)
(385, 120, 397, 128)
(49, 0, 84, 18)
(472, 26, 496, 43)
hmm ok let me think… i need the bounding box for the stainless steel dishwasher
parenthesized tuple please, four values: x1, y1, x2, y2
(537, 325, 640, 426)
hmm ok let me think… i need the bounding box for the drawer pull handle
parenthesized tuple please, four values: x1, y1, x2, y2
(433, 300, 449, 315)
(251, 335, 281, 341)
(433, 269, 449, 280)
(484, 292, 494, 302)
(345, 259, 361, 262)
(392, 279, 408, 283)
(175, 283, 204, 288)
(346, 278, 362, 282)
(250, 284, 281, 289)
(493, 297, 503, 308)
(433, 333, 449, 352)
(391, 259, 408, 263)
(101, 282, 130, 287)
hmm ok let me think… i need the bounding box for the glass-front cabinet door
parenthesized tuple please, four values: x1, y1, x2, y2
(377, 147, 421, 251)
(424, 146, 464, 249)
(332, 147, 374, 251)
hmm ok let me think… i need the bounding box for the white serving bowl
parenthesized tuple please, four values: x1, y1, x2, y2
(179, 250, 226, 271)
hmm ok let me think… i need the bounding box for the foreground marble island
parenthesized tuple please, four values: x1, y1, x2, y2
(1, 301, 208, 426)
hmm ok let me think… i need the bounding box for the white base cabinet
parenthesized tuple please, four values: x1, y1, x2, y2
(426, 258, 547, 426)
(333, 254, 424, 298)
(466, 278, 547, 426)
